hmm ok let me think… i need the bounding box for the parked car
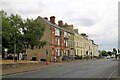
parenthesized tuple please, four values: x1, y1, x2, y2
(7, 55, 13, 60)
(62, 56, 69, 61)
(75, 55, 82, 60)
(69, 56, 76, 60)
(106, 56, 111, 59)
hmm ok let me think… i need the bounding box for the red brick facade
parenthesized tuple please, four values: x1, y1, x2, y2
(27, 16, 74, 62)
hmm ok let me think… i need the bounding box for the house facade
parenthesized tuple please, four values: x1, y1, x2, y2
(26, 16, 99, 62)
(74, 31, 99, 59)
(26, 16, 75, 62)
(88, 39, 99, 58)
(93, 43, 99, 57)
(74, 29, 84, 57)
(26, 16, 51, 61)
(63, 24, 75, 59)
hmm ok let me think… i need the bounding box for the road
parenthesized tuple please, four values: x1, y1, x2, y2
(3, 59, 119, 78)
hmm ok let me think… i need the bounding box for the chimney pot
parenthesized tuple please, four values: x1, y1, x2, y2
(58, 20, 63, 27)
(74, 29, 78, 33)
(50, 16, 55, 24)
(44, 17, 48, 20)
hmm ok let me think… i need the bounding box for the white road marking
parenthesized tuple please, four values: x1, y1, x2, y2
(108, 71, 116, 80)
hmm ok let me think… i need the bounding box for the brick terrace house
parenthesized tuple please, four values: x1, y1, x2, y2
(63, 24, 75, 59)
(26, 16, 74, 62)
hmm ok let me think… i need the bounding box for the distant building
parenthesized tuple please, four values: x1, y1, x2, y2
(74, 29, 85, 57)
(93, 43, 99, 57)
(74, 30, 99, 59)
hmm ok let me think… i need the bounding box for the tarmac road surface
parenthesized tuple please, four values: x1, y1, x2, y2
(3, 59, 119, 78)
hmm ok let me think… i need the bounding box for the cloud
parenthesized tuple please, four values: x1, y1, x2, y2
(0, 0, 119, 51)
(0, 0, 45, 18)
(71, 17, 96, 27)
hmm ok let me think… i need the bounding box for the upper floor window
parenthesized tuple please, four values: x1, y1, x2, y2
(64, 31, 67, 37)
(77, 41, 79, 46)
(57, 49, 61, 56)
(80, 42, 83, 47)
(55, 38, 60, 46)
(58, 38, 60, 45)
(89, 46, 91, 50)
(66, 40, 68, 47)
(68, 33, 71, 37)
(64, 40, 68, 47)
(55, 28, 60, 36)
(70, 41, 74, 47)
(52, 38, 54, 44)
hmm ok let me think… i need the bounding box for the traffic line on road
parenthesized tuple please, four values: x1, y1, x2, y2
(108, 71, 117, 80)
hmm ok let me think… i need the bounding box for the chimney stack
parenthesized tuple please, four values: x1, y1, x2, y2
(58, 20, 63, 27)
(74, 29, 78, 33)
(50, 16, 55, 24)
(44, 17, 48, 20)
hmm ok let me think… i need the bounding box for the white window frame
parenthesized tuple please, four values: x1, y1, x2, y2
(55, 28, 60, 36)
(58, 49, 60, 56)
(66, 40, 68, 47)
(58, 38, 60, 45)
(64, 31, 67, 37)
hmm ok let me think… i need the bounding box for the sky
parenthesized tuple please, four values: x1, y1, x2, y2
(0, 0, 119, 51)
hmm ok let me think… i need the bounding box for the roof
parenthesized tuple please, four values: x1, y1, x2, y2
(74, 31, 89, 40)
(37, 16, 74, 34)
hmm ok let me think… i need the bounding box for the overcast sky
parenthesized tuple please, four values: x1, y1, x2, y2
(0, 0, 119, 51)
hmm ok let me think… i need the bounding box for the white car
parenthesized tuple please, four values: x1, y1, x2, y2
(106, 56, 111, 59)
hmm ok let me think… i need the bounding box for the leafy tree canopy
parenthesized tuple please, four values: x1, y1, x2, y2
(2, 10, 46, 54)
(100, 50, 108, 56)
(107, 51, 112, 56)
(113, 48, 117, 55)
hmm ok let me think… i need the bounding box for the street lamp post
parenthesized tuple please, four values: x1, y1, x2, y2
(4, 48, 8, 52)
(13, 42, 16, 61)
(4, 48, 8, 59)
(13, 33, 16, 62)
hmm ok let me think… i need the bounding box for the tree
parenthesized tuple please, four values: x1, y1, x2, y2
(2, 10, 46, 60)
(107, 51, 112, 56)
(22, 18, 46, 49)
(113, 48, 117, 60)
(2, 11, 25, 60)
(118, 49, 120, 53)
(113, 48, 117, 54)
(9, 14, 24, 53)
(1, 10, 15, 53)
(100, 50, 108, 57)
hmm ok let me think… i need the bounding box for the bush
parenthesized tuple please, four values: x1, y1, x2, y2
(75, 55, 83, 60)
(83, 56, 90, 59)
(7, 55, 13, 60)
(40, 58, 47, 62)
(32, 57, 37, 61)
(62, 56, 69, 61)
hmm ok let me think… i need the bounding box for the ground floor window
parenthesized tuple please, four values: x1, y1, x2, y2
(76, 49, 79, 55)
(91, 52, 92, 55)
(86, 51, 88, 55)
(81, 50, 83, 55)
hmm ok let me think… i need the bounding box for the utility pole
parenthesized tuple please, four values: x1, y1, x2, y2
(13, 33, 16, 61)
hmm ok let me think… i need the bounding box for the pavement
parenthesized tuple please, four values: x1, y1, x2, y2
(2, 59, 82, 76)
(1, 60, 40, 64)
(3, 59, 119, 78)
